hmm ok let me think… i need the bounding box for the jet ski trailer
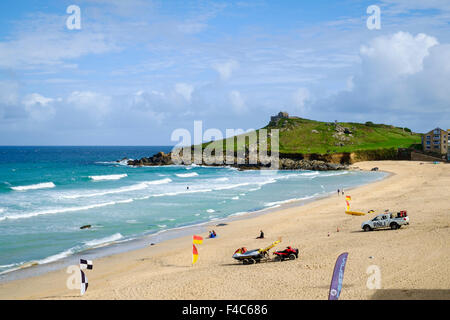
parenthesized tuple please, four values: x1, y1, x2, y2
(232, 240, 281, 264)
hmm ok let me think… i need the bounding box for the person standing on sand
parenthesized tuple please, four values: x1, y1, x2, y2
(337, 189, 340, 196)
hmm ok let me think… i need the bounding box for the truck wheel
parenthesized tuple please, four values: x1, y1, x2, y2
(363, 225, 371, 232)
(390, 223, 399, 230)
(288, 254, 296, 260)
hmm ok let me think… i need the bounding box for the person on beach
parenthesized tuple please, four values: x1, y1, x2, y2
(342, 189, 344, 195)
(208, 230, 217, 238)
(256, 230, 264, 239)
(337, 189, 340, 196)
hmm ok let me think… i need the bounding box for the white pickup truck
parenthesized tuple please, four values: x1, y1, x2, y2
(362, 212, 409, 231)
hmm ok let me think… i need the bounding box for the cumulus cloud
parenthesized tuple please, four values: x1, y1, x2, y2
(360, 32, 438, 77)
(311, 32, 450, 130)
(22, 93, 57, 121)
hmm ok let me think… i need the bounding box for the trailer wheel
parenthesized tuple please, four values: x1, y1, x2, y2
(274, 256, 282, 262)
(363, 225, 371, 232)
(288, 254, 296, 260)
(249, 258, 256, 264)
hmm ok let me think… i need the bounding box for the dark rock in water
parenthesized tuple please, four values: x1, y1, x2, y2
(128, 151, 173, 166)
(80, 225, 91, 230)
(371, 167, 379, 171)
(216, 223, 228, 227)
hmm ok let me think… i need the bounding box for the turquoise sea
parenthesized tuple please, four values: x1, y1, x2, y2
(0, 146, 387, 277)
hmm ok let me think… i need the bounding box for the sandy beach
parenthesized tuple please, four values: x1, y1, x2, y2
(0, 161, 449, 300)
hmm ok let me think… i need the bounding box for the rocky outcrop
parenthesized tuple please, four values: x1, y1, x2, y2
(126, 151, 348, 171)
(279, 159, 347, 170)
(127, 152, 173, 166)
(332, 122, 354, 146)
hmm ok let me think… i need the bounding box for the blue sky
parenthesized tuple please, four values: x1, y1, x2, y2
(0, 0, 449, 145)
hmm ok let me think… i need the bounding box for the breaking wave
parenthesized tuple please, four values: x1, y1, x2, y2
(176, 172, 199, 178)
(89, 174, 128, 181)
(63, 178, 172, 199)
(0, 199, 134, 222)
(83, 233, 123, 247)
(11, 182, 55, 191)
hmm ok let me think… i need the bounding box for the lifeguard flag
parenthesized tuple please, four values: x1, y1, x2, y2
(345, 196, 351, 201)
(193, 235, 203, 245)
(192, 244, 199, 265)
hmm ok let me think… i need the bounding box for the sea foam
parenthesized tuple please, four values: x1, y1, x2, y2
(176, 172, 199, 178)
(0, 199, 134, 222)
(84, 233, 123, 247)
(89, 174, 128, 181)
(11, 182, 55, 191)
(63, 178, 172, 199)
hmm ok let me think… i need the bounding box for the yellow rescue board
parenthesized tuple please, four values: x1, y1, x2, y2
(345, 210, 366, 216)
(260, 239, 281, 253)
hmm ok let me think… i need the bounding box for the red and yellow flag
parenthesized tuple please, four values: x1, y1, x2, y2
(192, 244, 199, 265)
(193, 235, 203, 245)
(345, 195, 351, 211)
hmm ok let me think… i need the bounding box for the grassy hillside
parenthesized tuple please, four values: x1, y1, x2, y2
(202, 117, 421, 155)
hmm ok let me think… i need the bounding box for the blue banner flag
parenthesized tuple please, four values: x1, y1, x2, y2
(328, 252, 348, 300)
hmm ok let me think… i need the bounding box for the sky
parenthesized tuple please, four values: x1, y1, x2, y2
(0, 0, 449, 145)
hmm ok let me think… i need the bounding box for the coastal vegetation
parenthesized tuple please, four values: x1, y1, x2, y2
(203, 117, 421, 155)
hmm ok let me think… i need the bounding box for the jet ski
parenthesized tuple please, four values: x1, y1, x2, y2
(232, 240, 281, 264)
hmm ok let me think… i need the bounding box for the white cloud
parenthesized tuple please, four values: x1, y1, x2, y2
(22, 93, 56, 121)
(213, 60, 239, 81)
(178, 22, 208, 34)
(67, 91, 112, 119)
(229, 90, 247, 114)
(360, 32, 438, 77)
(292, 88, 311, 114)
(312, 32, 450, 130)
(0, 13, 117, 69)
(175, 83, 194, 102)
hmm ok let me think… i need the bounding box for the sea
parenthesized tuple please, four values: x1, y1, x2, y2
(0, 146, 387, 279)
